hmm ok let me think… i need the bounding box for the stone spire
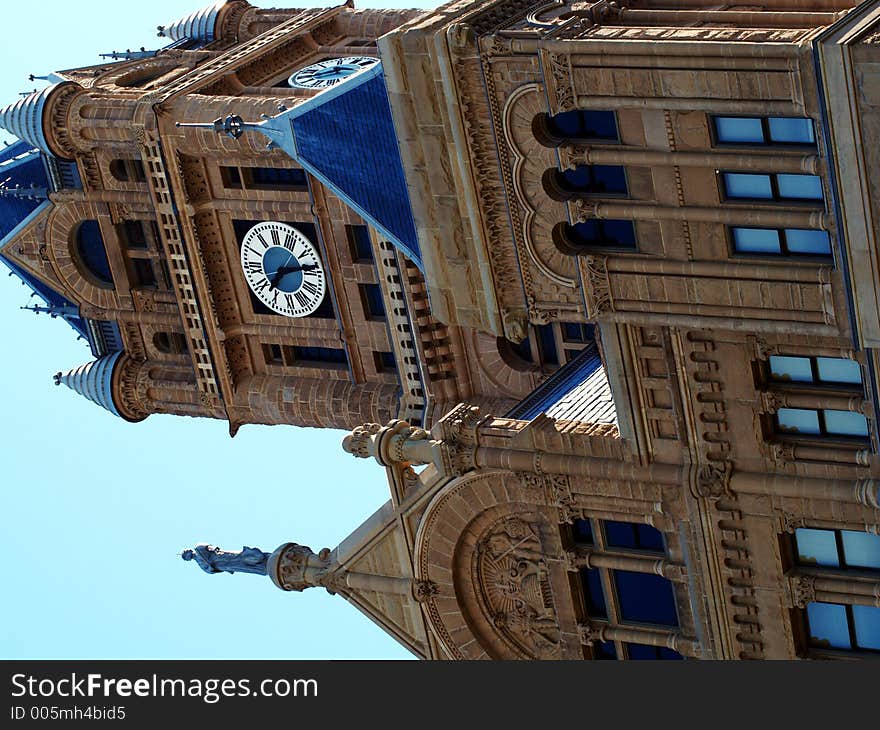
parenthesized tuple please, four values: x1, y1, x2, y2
(53, 351, 124, 418)
(0, 85, 57, 154)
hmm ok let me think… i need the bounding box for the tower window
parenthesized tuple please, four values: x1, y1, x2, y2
(221, 166, 308, 191)
(806, 602, 880, 652)
(776, 408, 868, 438)
(359, 283, 386, 320)
(545, 165, 628, 200)
(373, 351, 396, 373)
(553, 220, 637, 255)
(109, 158, 146, 183)
(768, 356, 861, 386)
(291, 346, 348, 368)
(712, 116, 815, 146)
(154, 331, 188, 355)
(730, 227, 831, 258)
(347, 225, 373, 262)
(722, 173, 823, 202)
(795, 528, 880, 570)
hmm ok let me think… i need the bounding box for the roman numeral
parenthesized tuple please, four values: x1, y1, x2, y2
(270, 228, 280, 246)
(294, 290, 310, 308)
(256, 233, 269, 249)
(253, 279, 268, 293)
(245, 244, 262, 258)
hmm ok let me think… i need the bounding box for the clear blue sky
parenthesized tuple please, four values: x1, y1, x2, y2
(0, 0, 431, 659)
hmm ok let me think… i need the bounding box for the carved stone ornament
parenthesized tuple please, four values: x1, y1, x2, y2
(790, 574, 816, 609)
(342, 423, 382, 459)
(694, 461, 732, 500)
(475, 516, 561, 658)
(780, 512, 807, 535)
(413, 580, 440, 603)
(582, 255, 613, 317)
(501, 307, 529, 343)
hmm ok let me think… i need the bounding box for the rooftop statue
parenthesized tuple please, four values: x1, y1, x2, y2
(181, 544, 270, 576)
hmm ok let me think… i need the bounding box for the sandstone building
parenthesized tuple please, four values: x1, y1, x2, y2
(2, 0, 879, 659)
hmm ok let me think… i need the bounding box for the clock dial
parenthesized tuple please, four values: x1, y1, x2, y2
(240, 222, 326, 317)
(288, 56, 379, 89)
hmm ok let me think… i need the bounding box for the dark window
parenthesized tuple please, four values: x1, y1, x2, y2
(579, 568, 608, 620)
(74, 220, 114, 287)
(109, 158, 146, 183)
(247, 167, 308, 190)
(120, 220, 148, 250)
(263, 343, 284, 365)
(536, 324, 559, 366)
(722, 173, 823, 202)
(604, 521, 665, 553)
(613, 571, 679, 627)
(626, 644, 684, 660)
(154, 331, 188, 355)
(730, 227, 831, 258)
(554, 220, 637, 254)
(562, 322, 594, 344)
(221, 166, 242, 189)
(712, 116, 815, 147)
(593, 641, 617, 660)
(534, 110, 619, 146)
(131, 259, 157, 288)
(373, 351, 396, 373)
(291, 346, 348, 368)
(549, 165, 628, 198)
(572, 519, 593, 545)
(347, 225, 373, 262)
(360, 283, 386, 320)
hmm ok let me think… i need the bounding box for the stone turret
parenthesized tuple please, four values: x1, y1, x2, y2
(0, 85, 57, 154)
(157, 0, 228, 43)
(53, 351, 146, 422)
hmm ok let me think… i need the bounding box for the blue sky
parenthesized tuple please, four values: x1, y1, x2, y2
(0, 0, 432, 659)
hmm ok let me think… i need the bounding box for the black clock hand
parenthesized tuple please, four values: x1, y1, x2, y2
(268, 263, 320, 289)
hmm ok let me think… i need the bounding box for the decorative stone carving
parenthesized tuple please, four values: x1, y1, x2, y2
(546, 53, 574, 113)
(413, 580, 439, 603)
(780, 512, 807, 535)
(768, 442, 796, 464)
(501, 307, 529, 343)
(790, 574, 816, 609)
(582, 255, 613, 317)
(694, 461, 732, 500)
(270, 542, 333, 593)
(476, 517, 560, 657)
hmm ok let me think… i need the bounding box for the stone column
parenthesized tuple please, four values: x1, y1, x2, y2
(579, 622, 701, 658)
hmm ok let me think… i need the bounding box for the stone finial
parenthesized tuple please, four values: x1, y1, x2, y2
(267, 542, 335, 593)
(342, 422, 382, 459)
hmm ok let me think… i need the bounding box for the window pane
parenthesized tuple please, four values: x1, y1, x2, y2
(823, 410, 868, 437)
(768, 117, 815, 144)
(777, 408, 820, 435)
(636, 523, 665, 553)
(591, 165, 627, 194)
(777, 174, 823, 201)
(594, 640, 617, 660)
(784, 229, 831, 256)
(795, 528, 840, 568)
(806, 602, 851, 649)
(841, 531, 880, 570)
(816, 357, 861, 385)
(550, 110, 618, 141)
(613, 571, 678, 627)
(852, 605, 880, 650)
(580, 568, 607, 619)
(604, 521, 636, 549)
(732, 227, 781, 254)
(572, 519, 593, 545)
(714, 117, 764, 143)
(769, 355, 814, 383)
(600, 220, 637, 247)
(536, 323, 559, 366)
(724, 173, 773, 199)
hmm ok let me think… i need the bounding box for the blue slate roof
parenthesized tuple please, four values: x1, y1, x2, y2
(0, 143, 89, 343)
(287, 63, 421, 266)
(158, 1, 224, 44)
(507, 343, 617, 424)
(54, 350, 124, 418)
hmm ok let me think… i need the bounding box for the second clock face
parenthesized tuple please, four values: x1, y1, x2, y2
(288, 56, 379, 89)
(240, 222, 326, 317)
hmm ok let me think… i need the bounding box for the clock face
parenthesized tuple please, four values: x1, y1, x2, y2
(288, 56, 379, 89)
(240, 222, 326, 317)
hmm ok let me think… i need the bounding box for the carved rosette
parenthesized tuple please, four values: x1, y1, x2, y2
(413, 580, 440, 603)
(474, 516, 561, 658)
(342, 423, 382, 459)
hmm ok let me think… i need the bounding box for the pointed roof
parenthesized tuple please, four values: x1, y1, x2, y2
(54, 351, 124, 418)
(254, 63, 422, 268)
(158, 1, 226, 43)
(0, 85, 57, 155)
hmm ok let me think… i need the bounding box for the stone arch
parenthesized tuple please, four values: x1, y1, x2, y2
(46, 201, 118, 309)
(414, 470, 563, 660)
(501, 82, 577, 288)
(468, 329, 537, 399)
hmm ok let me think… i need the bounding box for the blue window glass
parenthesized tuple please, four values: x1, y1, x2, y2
(536, 324, 558, 366)
(815, 357, 861, 385)
(562, 322, 594, 343)
(250, 166, 308, 189)
(604, 521, 665, 553)
(572, 519, 593, 544)
(714, 117, 764, 144)
(347, 224, 373, 262)
(593, 640, 617, 659)
(548, 110, 618, 141)
(361, 283, 386, 319)
(795, 528, 840, 567)
(580, 568, 607, 619)
(732, 227, 781, 254)
(613, 571, 678, 627)
(784, 229, 831, 255)
(626, 644, 684, 660)
(560, 165, 627, 195)
(776, 174, 823, 201)
(564, 220, 637, 250)
(824, 410, 868, 437)
(806, 602, 851, 649)
(374, 351, 396, 372)
(768, 117, 815, 144)
(75, 220, 114, 286)
(292, 346, 348, 365)
(852, 605, 880, 650)
(841, 531, 880, 570)
(769, 356, 814, 383)
(724, 173, 773, 199)
(777, 408, 821, 435)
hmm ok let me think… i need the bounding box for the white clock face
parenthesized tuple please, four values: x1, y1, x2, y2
(240, 222, 326, 317)
(288, 56, 379, 89)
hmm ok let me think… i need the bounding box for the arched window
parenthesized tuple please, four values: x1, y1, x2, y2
(73, 220, 114, 288)
(497, 335, 537, 372)
(153, 331, 188, 355)
(543, 166, 628, 201)
(109, 158, 146, 183)
(552, 220, 637, 255)
(533, 110, 619, 147)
